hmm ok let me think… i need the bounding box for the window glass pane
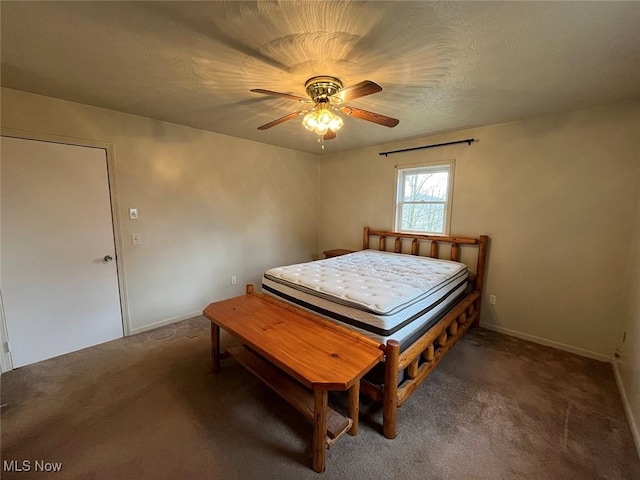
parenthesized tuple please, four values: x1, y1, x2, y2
(401, 203, 445, 233)
(402, 171, 449, 202)
(395, 162, 453, 234)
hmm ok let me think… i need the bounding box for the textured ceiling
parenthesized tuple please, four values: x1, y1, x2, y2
(2, 1, 640, 154)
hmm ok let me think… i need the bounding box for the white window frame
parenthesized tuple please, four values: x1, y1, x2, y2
(394, 159, 455, 235)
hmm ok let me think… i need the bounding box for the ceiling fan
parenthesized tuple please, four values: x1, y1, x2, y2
(250, 76, 399, 142)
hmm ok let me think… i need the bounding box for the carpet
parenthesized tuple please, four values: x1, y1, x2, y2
(1, 317, 638, 479)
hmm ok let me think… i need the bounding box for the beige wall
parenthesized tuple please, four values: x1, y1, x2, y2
(319, 101, 640, 360)
(0, 88, 319, 334)
(616, 191, 640, 454)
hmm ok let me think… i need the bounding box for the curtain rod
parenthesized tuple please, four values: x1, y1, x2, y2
(379, 138, 476, 157)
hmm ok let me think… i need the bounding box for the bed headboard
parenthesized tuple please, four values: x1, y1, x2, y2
(362, 227, 488, 293)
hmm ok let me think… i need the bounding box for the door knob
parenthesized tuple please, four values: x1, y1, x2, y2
(104, 255, 113, 262)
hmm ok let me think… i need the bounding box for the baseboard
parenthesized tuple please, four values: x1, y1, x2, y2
(481, 323, 612, 363)
(0, 350, 12, 374)
(613, 361, 640, 459)
(129, 310, 202, 336)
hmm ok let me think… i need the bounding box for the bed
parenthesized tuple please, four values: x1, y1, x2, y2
(261, 227, 488, 439)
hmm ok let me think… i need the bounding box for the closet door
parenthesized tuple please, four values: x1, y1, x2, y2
(1, 136, 123, 368)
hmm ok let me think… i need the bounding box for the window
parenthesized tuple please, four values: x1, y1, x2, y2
(394, 161, 454, 235)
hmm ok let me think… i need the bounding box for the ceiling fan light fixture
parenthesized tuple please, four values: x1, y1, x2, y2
(252, 76, 397, 141)
(302, 105, 344, 136)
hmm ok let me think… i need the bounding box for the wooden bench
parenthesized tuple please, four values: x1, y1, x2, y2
(204, 288, 383, 473)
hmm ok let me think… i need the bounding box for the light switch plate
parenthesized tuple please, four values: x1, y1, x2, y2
(129, 208, 138, 220)
(131, 233, 142, 245)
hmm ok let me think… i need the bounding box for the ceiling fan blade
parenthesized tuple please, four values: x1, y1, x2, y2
(340, 106, 399, 127)
(331, 80, 382, 103)
(250, 89, 310, 102)
(257, 111, 301, 130)
(323, 129, 337, 140)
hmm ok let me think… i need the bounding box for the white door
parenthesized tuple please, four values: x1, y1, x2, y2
(1, 136, 123, 368)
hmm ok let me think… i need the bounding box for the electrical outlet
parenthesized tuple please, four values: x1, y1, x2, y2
(231, 276, 237, 285)
(489, 294, 497, 305)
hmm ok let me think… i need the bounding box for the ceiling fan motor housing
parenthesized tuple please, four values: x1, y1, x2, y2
(305, 76, 343, 103)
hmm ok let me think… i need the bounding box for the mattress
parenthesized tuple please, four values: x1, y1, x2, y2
(262, 250, 468, 347)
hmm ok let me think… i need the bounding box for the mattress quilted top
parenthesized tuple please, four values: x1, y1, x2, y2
(264, 250, 467, 315)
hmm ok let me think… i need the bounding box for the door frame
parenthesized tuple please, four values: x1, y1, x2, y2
(0, 128, 131, 372)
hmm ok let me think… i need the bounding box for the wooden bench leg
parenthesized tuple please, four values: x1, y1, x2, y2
(211, 323, 220, 373)
(348, 380, 360, 436)
(313, 389, 328, 473)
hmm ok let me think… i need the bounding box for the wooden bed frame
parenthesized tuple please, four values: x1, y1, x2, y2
(356, 227, 488, 439)
(239, 227, 488, 441)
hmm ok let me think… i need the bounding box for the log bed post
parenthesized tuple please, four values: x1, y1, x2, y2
(363, 227, 370, 249)
(383, 340, 400, 439)
(474, 235, 489, 327)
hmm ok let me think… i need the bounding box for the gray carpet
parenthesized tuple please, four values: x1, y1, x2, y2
(1, 317, 639, 479)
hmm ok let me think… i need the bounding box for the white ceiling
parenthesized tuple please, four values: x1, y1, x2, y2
(2, 1, 640, 154)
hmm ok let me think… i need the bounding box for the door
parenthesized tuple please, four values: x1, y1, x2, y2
(1, 136, 123, 368)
